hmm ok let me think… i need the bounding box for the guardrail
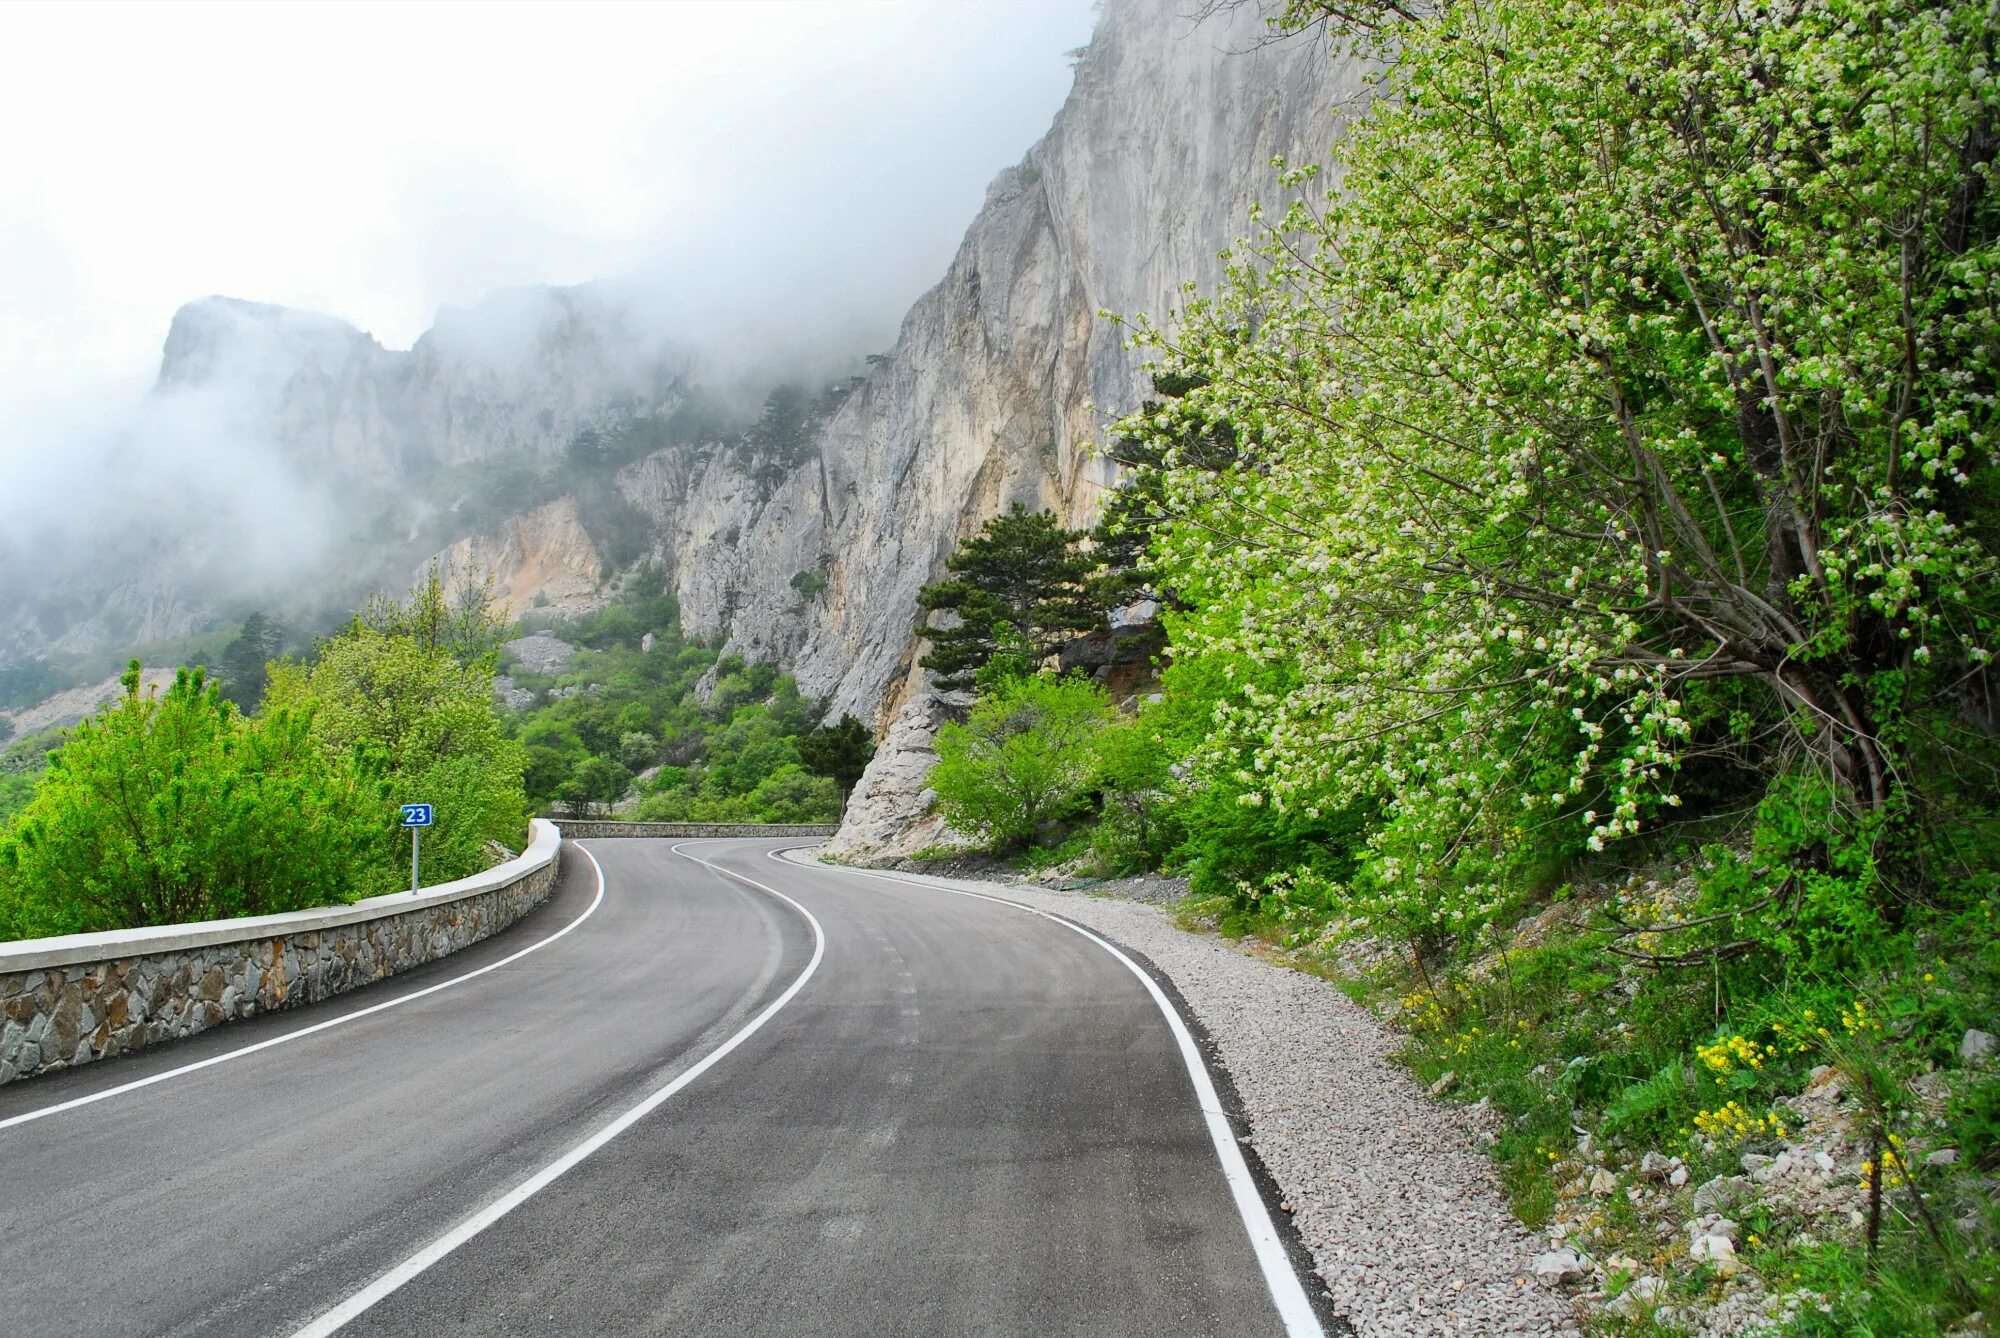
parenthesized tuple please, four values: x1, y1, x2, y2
(549, 820, 836, 840)
(0, 819, 563, 1087)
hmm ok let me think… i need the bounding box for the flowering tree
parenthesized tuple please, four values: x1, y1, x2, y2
(1117, 0, 2000, 941)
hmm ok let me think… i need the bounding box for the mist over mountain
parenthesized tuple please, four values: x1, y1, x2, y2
(0, 0, 1354, 861)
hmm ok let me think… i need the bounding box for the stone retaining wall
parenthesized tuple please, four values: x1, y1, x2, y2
(0, 819, 562, 1087)
(551, 821, 835, 840)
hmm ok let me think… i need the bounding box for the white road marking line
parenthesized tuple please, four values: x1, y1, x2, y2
(0, 846, 611, 1134)
(776, 847, 1327, 1338)
(287, 841, 825, 1338)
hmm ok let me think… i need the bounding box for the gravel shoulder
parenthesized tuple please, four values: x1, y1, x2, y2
(797, 850, 1579, 1337)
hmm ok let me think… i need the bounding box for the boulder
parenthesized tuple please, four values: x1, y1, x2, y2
(1532, 1248, 1590, 1285)
(1690, 1233, 1739, 1278)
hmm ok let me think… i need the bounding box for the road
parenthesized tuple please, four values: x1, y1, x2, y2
(0, 838, 1322, 1337)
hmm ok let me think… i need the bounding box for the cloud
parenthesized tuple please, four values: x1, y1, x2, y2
(0, 0, 1099, 665)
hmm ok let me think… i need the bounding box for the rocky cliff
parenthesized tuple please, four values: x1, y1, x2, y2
(432, 495, 607, 620)
(158, 285, 695, 482)
(626, 0, 1359, 855)
(1, 0, 1355, 858)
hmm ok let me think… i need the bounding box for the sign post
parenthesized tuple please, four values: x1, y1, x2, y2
(399, 804, 434, 893)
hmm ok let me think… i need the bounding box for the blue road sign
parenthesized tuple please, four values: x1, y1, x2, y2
(400, 803, 434, 827)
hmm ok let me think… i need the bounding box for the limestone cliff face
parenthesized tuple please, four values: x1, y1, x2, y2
(158, 286, 693, 482)
(623, 0, 1358, 855)
(432, 496, 606, 620)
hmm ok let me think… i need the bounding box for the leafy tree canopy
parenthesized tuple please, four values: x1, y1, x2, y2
(217, 611, 289, 712)
(1116, 0, 2000, 945)
(930, 673, 1112, 849)
(798, 714, 875, 802)
(0, 663, 388, 938)
(267, 580, 528, 883)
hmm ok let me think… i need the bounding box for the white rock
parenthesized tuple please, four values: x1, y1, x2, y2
(1689, 1215, 1739, 1245)
(1962, 1029, 1996, 1063)
(1532, 1248, 1590, 1285)
(1690, 1233, 1739, 1278)
(1607, 1275, 1665, 1320)
(1639, 1150, 1674, 1180)
(1815, 1150, 1837, 1173)
(1590, 1168, 1619, 1196)
(1926, 1148, 1960, 1168)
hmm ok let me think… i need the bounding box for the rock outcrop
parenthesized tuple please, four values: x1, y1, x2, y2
(159, 285, 695, 482)
(823, 691, 974, 861)
(432, 496, 606, 619)
(714, 0, 1358, 855)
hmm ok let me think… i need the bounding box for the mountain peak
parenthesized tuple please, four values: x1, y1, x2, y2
(157, 296, 382, 391)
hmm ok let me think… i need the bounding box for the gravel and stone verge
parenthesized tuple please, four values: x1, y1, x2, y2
(803, 851, 1579, 1336)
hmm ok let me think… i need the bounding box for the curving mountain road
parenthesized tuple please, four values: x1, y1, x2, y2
(0, 838, 1324, 1337)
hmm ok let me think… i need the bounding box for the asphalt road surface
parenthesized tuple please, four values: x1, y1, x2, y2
(0, 838, 1321, 1337)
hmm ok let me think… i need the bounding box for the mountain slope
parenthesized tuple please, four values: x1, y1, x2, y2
(655, 0, 1360, 852)
(0, 0, 1359, 859)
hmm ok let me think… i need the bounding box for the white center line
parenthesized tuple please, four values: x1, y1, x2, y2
(287, 840, 825, 1338)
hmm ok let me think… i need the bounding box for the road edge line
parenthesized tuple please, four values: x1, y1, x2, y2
(285, 841, 825, 1338)
(779, 849, 1327, 1338)
(0, 844, 610, 1133)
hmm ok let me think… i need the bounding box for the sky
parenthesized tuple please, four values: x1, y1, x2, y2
(0, 0, 1101, 433)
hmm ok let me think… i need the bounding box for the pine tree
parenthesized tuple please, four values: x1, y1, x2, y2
(798, 715, 875, 813)
(915, 505, 1101, 690)
(217, 612, 288, 712)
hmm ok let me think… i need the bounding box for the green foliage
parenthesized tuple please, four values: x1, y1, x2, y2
(357, 562, 508, 669)
(797, 714, 875, 804)
(505, 585, 837, 824)
(789, 567, 829, 602)
(729, 765, 840, 824)
(916, 505, 1105, 690)
(1087, 714, 1179, 874)
(0, 663, 388, 938)
(0, 727, 63, 828)
(216, 611, 290, 712)
(930, 674, 1112, 849)
(1115, 0, 2000, 950)
(266, 579, 527, 883)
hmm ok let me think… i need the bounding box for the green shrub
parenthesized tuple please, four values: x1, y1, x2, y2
(930, 674, 1110, 850)
(265, 601, 527, 883)
(0, 664, 388, 937)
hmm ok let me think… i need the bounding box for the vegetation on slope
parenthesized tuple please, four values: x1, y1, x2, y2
(0, 573, 528, 938)
(500, 575, 863, 823)
(923, 0, 2000, 1329)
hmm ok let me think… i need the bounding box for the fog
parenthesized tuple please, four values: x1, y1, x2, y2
(0, 0, 1100, 667)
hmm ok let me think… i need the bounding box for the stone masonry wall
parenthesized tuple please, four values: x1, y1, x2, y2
(0, 840, 558, 1087)
(553, 821, 835, 840)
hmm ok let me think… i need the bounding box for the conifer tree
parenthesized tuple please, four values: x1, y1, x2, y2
(915, 505, 1102, 690)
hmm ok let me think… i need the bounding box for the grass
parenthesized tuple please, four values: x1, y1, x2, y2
(1168, 852, 2000, 1335)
